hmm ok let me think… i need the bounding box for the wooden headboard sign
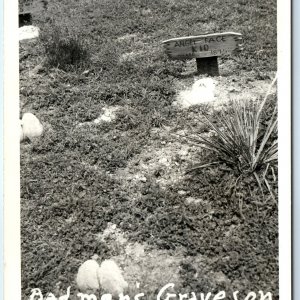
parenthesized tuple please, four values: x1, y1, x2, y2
(162, 32, 243, 76)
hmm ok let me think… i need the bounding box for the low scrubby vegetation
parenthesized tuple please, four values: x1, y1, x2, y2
(40, 26, 90, 71)
(20, 0, 278, 299)
(184, 77, 278, 201)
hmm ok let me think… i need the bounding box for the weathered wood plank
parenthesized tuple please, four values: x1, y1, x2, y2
(162, 32, 243, 60)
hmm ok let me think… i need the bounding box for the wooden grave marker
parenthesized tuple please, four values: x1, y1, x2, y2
(19, 0, 47, 27)
(162, 32, 243, 76)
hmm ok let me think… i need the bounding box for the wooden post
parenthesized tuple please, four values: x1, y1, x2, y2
(19, 13, 32, 27)
(19, 0, 46, 27)
(196, 57, 219, 76)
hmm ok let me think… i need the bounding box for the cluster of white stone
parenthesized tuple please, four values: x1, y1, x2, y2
(76, 258, 128, 297)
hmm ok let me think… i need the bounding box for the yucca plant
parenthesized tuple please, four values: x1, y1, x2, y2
(185, 75, 278, 200)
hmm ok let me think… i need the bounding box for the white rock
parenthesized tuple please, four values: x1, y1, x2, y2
(139, 176, 147, 183)
(76, 260, 101, 292)
(159, 157, 169, 165)
(177, 78, 216, 107)
(19, 25, 40, 41)
(91, 254, 100, 260)
(21, 113, 43, 140)
(185, 197, 203, 205)
(97, 260, 128, 297)
(178, 190, 187, 195)
(94, 107, 118, 124)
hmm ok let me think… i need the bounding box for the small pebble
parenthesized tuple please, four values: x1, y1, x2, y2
(178, 190, 187, 195)
(185, 197, 203, 205)
(140, 176, 147, 183)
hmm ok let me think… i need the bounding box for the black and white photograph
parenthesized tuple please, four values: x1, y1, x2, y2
(5, 0, 291, 299)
